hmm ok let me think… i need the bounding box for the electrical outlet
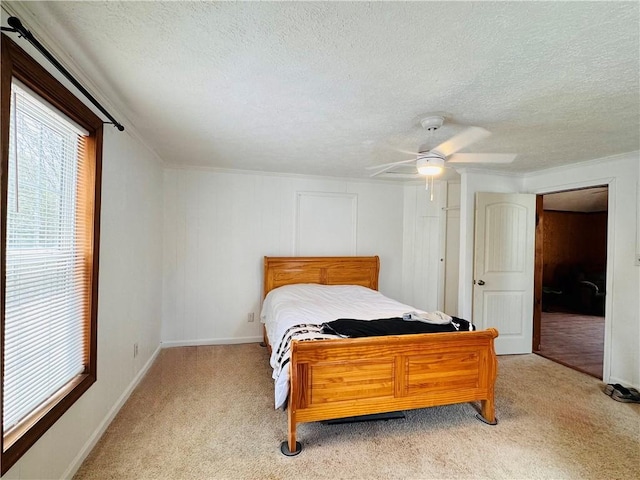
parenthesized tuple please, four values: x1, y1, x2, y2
(133, 343, 139, 358)
(247, 312, 255, 323)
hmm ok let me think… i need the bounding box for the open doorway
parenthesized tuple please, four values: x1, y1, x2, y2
(533, 186, 608, 379)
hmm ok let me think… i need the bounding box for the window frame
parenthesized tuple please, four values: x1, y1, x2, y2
(1, 34, 103, 474)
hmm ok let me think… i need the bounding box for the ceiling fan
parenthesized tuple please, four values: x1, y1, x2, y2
(367, 116, 517, 178)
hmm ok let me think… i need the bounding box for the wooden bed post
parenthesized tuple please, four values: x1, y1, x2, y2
(281, 343, 302, 456)
(476, 332, 498, 426)
(479, 398, 496, 425)
(283, 395, 300, 455)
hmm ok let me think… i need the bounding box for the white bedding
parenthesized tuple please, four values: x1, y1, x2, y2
(260, 283, 427, 409)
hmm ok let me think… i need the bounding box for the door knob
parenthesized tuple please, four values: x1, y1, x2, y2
(477, 280, 485, 286)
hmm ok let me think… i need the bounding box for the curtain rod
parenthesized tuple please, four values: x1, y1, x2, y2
(2, 16, 125, 131)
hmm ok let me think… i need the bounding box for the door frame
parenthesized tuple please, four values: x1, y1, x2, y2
(531, 182, 612, 381)
(533, 195, 544, 351)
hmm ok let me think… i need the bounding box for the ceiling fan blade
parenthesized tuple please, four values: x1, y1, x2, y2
(365, 157, 415, 171)
(395, 148, 421, 156)
(369, 162, 415, 177)
(447, 153, 517, 164)
(431, 126, 491, 157)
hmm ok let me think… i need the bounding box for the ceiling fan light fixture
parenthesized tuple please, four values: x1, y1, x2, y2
(416, 156, 445, 176)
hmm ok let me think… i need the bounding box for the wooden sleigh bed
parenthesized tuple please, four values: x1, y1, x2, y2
(262, 256, 498, 455)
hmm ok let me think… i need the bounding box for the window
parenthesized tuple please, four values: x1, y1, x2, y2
(1, 35, 103, 474)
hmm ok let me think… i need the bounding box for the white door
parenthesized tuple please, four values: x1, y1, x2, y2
(473, 192, 536, 354)
(401, 183, 446, 312)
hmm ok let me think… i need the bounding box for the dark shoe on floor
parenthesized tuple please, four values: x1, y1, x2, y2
(603, 383, 626, 396)
(626, 386, 640, 397)
(611, 384, 640, 403)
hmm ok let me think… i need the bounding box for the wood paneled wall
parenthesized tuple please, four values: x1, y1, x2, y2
(542, 211, 607, 285)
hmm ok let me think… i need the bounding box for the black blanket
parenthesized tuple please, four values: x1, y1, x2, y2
(321, 317, 474, 338)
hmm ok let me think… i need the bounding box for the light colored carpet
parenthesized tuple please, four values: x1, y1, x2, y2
(74, 344, 639, 480)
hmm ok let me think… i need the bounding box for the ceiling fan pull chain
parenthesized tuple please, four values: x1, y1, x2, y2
(425, 176, 435, 201)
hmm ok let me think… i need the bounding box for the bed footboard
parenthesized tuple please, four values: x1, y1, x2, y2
(283, 328, 498, 455)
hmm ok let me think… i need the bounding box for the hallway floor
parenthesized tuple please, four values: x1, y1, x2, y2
(535, 311, 604, 379)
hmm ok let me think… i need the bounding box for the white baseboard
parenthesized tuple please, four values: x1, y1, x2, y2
(161, 336, 263, 348)
(62, 344, 162, 479)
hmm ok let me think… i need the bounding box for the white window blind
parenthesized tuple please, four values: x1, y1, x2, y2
(3, 82, 89, 435)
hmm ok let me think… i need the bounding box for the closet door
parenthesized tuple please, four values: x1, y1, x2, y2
(401, 182, 446, 311)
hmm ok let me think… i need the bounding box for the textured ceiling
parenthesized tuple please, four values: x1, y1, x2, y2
(5, 1, 640, 179)
(543, 186, 608, 213)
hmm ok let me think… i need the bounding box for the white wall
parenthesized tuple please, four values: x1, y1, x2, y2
(523, 153, 640, 389)
(161, 169, 405, 346)
(4, 129, 164, 480)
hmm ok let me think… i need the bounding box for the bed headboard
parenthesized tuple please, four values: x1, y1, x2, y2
(263, 256, 380, 298)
